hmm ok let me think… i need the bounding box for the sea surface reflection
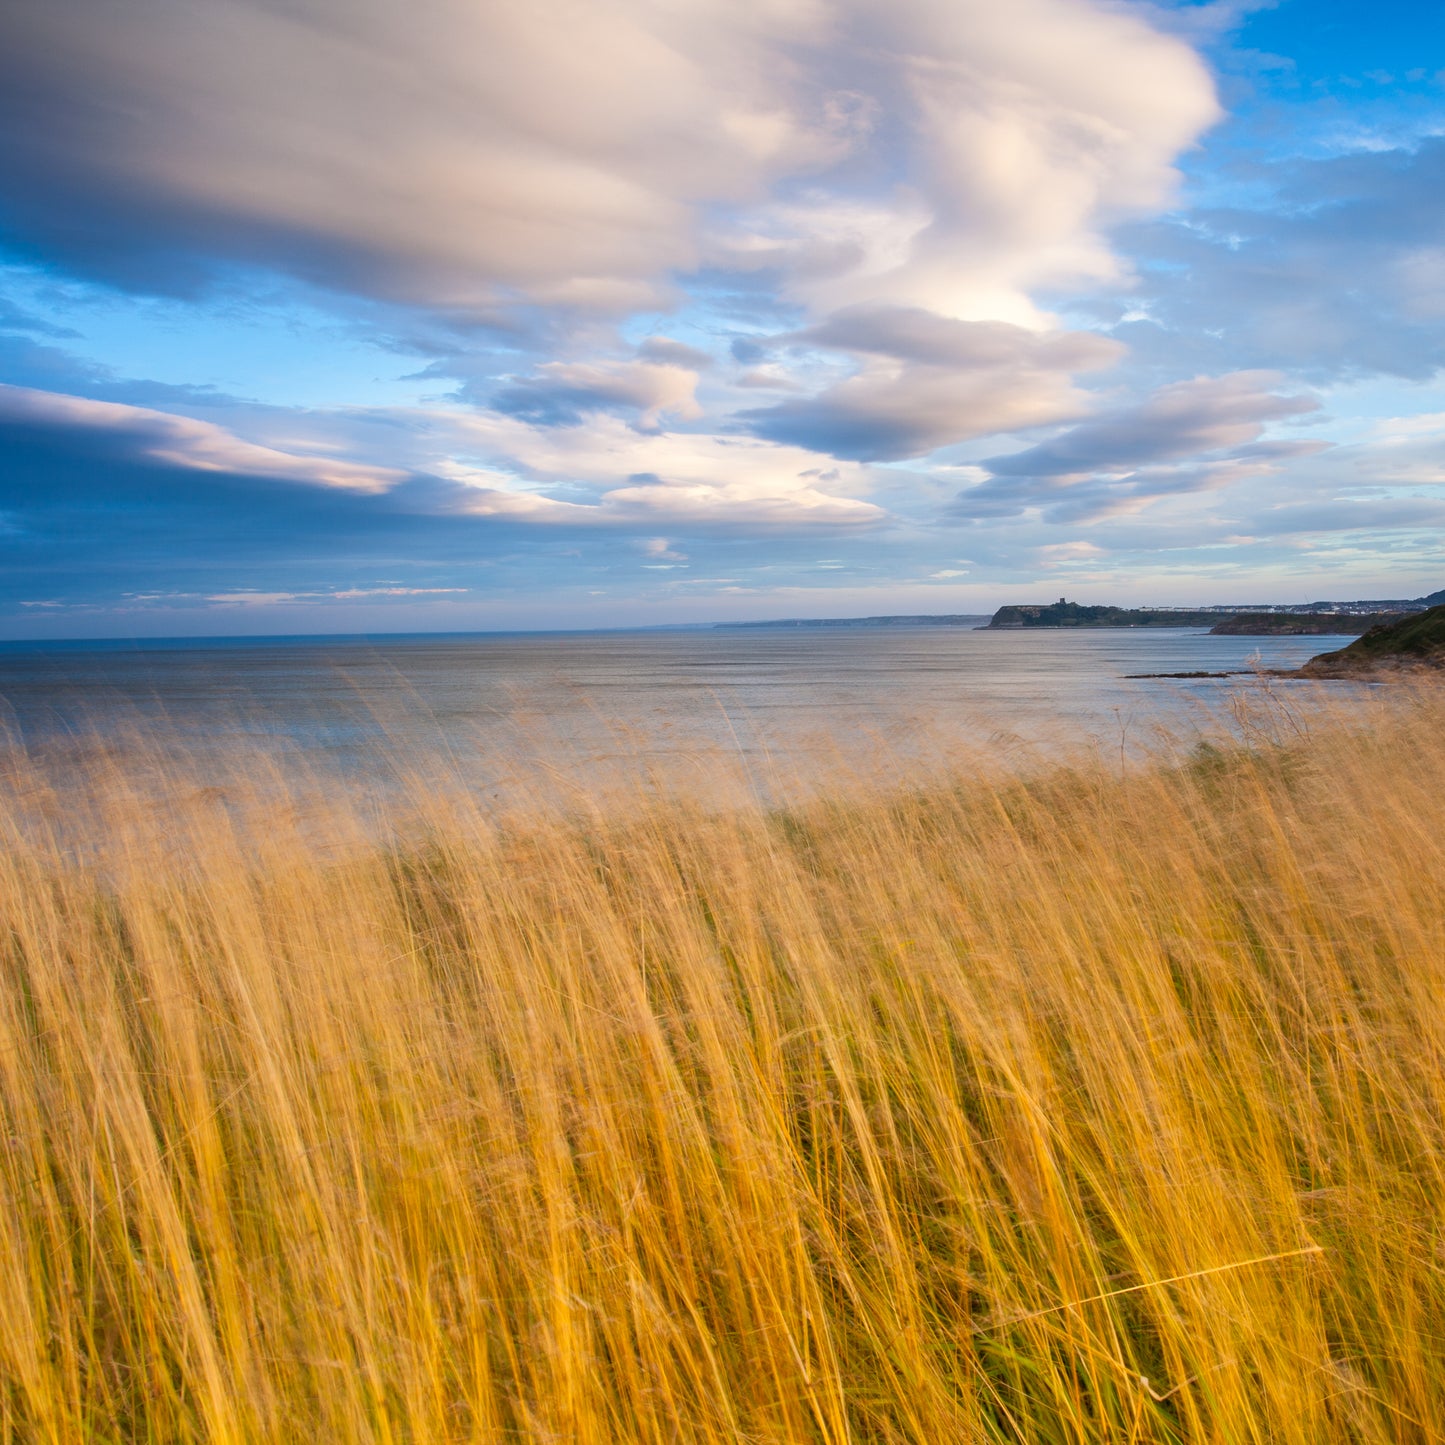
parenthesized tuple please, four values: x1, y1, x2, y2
(0, 626, 1361, 807)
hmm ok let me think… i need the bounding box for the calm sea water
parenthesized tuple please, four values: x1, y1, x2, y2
(0, 626, 1359, 797)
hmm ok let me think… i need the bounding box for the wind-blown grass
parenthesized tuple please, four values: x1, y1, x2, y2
(1, 688, 1443, 1442)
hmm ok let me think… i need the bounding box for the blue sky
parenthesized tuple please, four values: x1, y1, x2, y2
(0, 0, 1443, 636)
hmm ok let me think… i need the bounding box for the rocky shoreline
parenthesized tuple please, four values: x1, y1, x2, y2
(1298, 605, 1445, 677)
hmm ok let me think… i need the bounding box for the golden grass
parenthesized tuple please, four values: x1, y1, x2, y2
(2, 688, 1444, 1442)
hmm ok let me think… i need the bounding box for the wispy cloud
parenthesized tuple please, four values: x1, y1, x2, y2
(742, 310, 1123, 460)
(207, 587, 468, 606)
(0, 384, 404, 492)
(0, 0, 1217, 324)
(951, 373, 1327, 522)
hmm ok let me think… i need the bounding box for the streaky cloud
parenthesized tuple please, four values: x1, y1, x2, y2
(0, 0, 1217, 327)
(742, 314, 1122, 461)
(0, 384, 405, 492)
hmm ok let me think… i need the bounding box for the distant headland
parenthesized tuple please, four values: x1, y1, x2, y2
(988, 600, 1221, 629)
(985, 590, 1445, 633)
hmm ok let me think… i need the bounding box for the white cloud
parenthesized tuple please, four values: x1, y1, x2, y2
(207, 587, 468, 605)
(746, 309, 1124, 459)
(0, 383, 404, 492)
(715, 0, 1221, 323)
(441, 412, 887, 530)
(735, 366, 807, 391)
(329, 587, 468, 599)
(636, 337, 714, 369)
(494, 359, 702, 429)
(951, 372, 1327, 522)
(984, 372, 1321, 479)
(0, 378, 886, 537)
(0, 0, 1217, 325)
(1038, 540, 1104, 562)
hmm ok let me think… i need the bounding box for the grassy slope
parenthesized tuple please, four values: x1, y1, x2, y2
(1304, 602, 1445, 673)
(3, 693, 1445, 1442)
(1208, 611, 1404, 636)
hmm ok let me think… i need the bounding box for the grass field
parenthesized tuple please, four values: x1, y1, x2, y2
(2, 687, 1443, 1442)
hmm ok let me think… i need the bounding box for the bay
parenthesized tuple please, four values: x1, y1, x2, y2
(0, 626, 1359, 801)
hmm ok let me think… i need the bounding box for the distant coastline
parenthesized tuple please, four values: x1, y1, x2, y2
(712, 589, 1445, 635)
(1208, 612, 1406, 636)
(986, 592, 1445, 631)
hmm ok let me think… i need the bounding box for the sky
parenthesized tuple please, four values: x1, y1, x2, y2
(1, 0, 1444, 637)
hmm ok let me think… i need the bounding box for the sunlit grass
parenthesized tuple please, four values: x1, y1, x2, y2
(2, 687, 1443, 1441)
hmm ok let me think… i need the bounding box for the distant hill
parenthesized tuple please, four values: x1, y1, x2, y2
(1209, 612, 1407, 636)
(1302, 605, 1445, 676)
(987, 602, 1223, 629)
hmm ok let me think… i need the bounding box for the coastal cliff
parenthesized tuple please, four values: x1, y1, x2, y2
(987, 601, 1223, 628)
(1302, 605, 1445, 676)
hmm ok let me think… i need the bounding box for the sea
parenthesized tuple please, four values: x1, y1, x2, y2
(0, 625, 1363, 807)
